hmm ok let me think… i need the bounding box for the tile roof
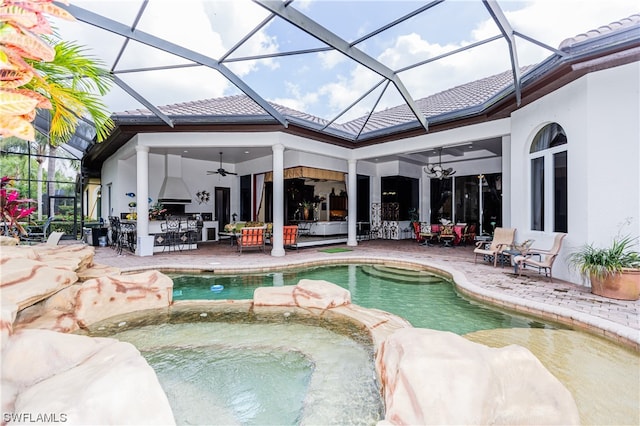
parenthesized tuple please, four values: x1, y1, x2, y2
(559, 14, 640, 49)
(117, 67, 518, 139)
(345, 68, 520, 135)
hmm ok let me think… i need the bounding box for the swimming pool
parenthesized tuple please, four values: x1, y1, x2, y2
(170, 264, 558, 335)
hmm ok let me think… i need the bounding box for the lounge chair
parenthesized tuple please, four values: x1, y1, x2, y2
(473, 227, 516, 267)
(283, 225, 299, 251)
(237, 226, 266, 254)
(44, 231, 64, 246)
(514, 233, 567, 282)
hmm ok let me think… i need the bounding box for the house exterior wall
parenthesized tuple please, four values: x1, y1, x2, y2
(509, 61, 640, 283)
(98, 61, 639, 288)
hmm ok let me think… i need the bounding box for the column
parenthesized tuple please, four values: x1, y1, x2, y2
(135, 145, 153, 256)
(271, 144, 285, 257)
(347, 158, 358, 246)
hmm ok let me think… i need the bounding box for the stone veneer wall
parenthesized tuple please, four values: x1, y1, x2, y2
(0, 243, 579, 425)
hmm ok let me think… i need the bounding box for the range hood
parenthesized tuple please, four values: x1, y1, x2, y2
(158, 154, 192, 204)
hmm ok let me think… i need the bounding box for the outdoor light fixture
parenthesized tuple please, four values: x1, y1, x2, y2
(424, 148, 456, 180)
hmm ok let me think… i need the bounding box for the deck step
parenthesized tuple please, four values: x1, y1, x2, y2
(361, 264, 445, 284)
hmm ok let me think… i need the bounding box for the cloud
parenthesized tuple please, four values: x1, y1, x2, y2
(51, 0, 639, 119)
(318, 50, 347, 69)
(54, 0, 280, 111)
(271, 82, 319, 112)
(295, 0, 639, 121)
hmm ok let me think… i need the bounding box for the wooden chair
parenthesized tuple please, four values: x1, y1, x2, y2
(473, 227, 516, 266)
(514, 233, 567, 282)
(283, 225, 299, 251)
(237, 226, 266, 254)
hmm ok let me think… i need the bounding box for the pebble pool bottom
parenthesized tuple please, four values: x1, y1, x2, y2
(109, 321, 383, 425)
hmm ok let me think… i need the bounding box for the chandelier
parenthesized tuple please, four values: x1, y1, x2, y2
(424, 148, 456, 180)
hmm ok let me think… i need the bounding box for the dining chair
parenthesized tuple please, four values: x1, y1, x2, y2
(461, 224, 476, 246)
(439, 224, 455, 247)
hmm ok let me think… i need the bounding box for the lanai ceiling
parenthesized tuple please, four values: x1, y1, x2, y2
(49, 1, 638, 166)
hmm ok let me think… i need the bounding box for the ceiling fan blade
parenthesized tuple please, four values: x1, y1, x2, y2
(208, 153, 237, 176)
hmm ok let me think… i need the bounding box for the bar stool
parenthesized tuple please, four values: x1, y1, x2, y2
(183, 218, 198, 246)
(117, 222, 136, 254)
(161, 217, 181, 252)
(108, 216, 120, 249)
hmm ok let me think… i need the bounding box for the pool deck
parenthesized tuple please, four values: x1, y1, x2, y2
(91, 239, 640, 350)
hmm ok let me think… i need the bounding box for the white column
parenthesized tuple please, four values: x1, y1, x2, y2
(347, 158, 358, 246)
(501, 135, 511, 228)
(271, 144, 285, 257)
(135, 145, 153, 256)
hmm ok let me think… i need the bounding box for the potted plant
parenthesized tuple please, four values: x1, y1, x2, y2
(569, 236, 640, 300)
(300, 200, 313, 220)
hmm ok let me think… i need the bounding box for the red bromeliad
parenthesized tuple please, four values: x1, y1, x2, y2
(1, 176, 36, 237)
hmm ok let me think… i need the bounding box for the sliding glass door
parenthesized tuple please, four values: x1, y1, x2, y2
(430, 172, 502, 235)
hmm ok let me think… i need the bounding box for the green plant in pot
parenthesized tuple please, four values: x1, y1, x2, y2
(569, 236, 640, 300)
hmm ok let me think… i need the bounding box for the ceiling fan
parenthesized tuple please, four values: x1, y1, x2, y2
(207, 152, 237, 177)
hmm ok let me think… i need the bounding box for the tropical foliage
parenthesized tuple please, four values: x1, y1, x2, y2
(0, 0, 73, 140)
(569, 236, 640, 279)
(1, 176, 36, 237)
(0, 0, 114, 144)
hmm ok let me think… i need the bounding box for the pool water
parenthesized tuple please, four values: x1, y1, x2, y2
(170, 264, 556, 334)
(109, 321, 383, 425)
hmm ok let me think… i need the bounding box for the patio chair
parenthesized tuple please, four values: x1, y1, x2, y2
(44, 231, 64, 246)
(237, 226, 266, 254)
(473, 227, 516, 267)
(23, 216, 55, 243)
(412, 222, 424, 243)
(439, 224, 455, 247)
(283, 225, 299, 251)
(514, 233, 567, 282)
(461, 224, 476, 246)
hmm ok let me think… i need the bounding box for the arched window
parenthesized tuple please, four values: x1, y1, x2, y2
(530, 123, 567, 232)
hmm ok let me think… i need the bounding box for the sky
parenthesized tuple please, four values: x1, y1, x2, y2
(52, 0, 639, 124)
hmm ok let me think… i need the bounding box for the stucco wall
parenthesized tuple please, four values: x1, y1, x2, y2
(509, 61, 640, 284)
(98, 61, 639, 288)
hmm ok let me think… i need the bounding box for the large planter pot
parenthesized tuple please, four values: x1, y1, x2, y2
(590, 268, 640, 300)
